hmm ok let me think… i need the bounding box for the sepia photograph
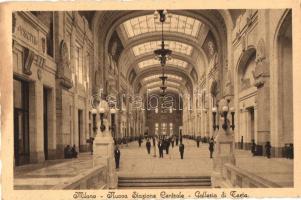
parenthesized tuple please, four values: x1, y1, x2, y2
(0, 1, 300, 199)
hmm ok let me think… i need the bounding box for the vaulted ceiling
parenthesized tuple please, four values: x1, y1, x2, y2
(86, 10, 234, 96)
(114, 11, 212, 95)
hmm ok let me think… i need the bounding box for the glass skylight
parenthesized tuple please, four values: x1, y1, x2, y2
(146, 81, 180, 88)
(121, 14, 202, 39)
(138, 58, 188, 69)
(132, 40, 193, 56)
(137, 59, 158, 69)
(142, 74, 182, 82)
(146, 87, 179, 93)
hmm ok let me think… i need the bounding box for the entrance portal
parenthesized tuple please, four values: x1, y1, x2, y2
(13, 79, 30, 166)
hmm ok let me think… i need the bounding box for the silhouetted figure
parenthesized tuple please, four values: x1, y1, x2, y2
(158, 141, 164, 158)
(197, 138, 200, 148)
(114, 146, 121, 169)
(71, 145, 78, 158)
(64, 145, 72, 159)
(251, 139, 256, 156)
(176, 137, 179, 146)
(152, 137, 156, 146)
(138, 137, 142, 147)
(146, 139, 151, 154)
(171, 138, 175, 148)
(180, 136, 183, 144)
(179, 142, 185, 159)
(165, 139, 170, 154)
(265, 141, 271, 159)
(209, 137, 214, 159)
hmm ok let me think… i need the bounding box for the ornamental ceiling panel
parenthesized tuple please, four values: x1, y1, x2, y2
(121, 14, 202, 39)
(132, 40, 193, 56)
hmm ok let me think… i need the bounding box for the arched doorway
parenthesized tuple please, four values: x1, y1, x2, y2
(236, 48, 257, 150)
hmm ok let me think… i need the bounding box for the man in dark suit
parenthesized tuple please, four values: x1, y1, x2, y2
(114, 145, 121, 169)
(179, 142, 185, 159)
(146, 139, 151, 154)
(138, 136, 142, 147)
(152, 136, 156, 146)
(209, 137, 214, 158)
(158, 140, 164, 158)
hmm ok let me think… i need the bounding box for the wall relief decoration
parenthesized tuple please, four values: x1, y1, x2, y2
(253, 39, 268, 88)
(256, 38, 266, 63)
(23, 47, 34, 75)
(57, 40, 73, 89)
(202, 31, 219, 69)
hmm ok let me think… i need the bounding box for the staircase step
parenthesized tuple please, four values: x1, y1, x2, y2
(118, 175, 212, 188)
(118, 182, 211, 187)
(118, 176, 211, 180)
(119, 179, 210, 183)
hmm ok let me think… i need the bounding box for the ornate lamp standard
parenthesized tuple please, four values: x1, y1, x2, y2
(90, 92, 117, 188)
(211, 98, 236, 187)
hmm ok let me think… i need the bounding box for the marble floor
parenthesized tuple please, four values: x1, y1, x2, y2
(117, 139, 214, 178)
(117, 138, 293, 187)
(14, 153, 106, 189)
(13, 138, 293, 189)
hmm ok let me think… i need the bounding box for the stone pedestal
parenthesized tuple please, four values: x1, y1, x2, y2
(211, 119, 236, 187)
(93, 119, 117, 189)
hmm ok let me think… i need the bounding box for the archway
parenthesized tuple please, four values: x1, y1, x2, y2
(274, 11, 293, 156)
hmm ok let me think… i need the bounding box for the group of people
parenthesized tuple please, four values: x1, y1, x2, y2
(64, 145, 78, 159)
(155, 137, 185, 159)
(251, 140, 273, 159)
(113, 135, 217, 169)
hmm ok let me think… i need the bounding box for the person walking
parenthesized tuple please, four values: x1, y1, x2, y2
(158, 140, 164, 158)
(165, 139, 170, 154)
(152, 136, 156, 147)
(171, 137, 175, 148)
(114, 145, 121, 169)
(138, 137, 142, 147)
(209, 137, 214, 159)
(146, 139, 151, 154)
(265, 141, 271, 159)
(196, 138, 200, 148)
(176, 137, 179, 146)
(251, 139, 256, 156)
(179, 142, 185, 159)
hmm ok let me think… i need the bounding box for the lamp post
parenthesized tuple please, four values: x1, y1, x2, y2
(212, 107, 219, 131)
(98, 105, 105, 132)
(230, 107, 235, 131)
(110, 108, 116, 139)
(92, 108, 97, 133)
(211, 99, 236, 188)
